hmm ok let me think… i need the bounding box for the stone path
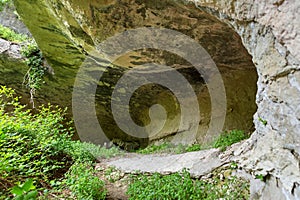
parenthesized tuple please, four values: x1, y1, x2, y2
(104, 143, 243, 177)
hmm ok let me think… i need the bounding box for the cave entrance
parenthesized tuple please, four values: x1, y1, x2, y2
(90, 0, 258, 148)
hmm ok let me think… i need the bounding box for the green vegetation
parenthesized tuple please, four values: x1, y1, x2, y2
(21, 41, 46, 107)
(62, 141, 123, 162)
(127, 169, 249, 199)
(185, 144, 202, 152)
(0, 24, 28, 43)
(63, 162, 106, 200)
(255, 174, 265, 181)
(0, 0, 12, 12)
(0, 86, 122, 199)
(0, 86, 251, 199)
(0, 87, 72, 188)
(137, 130, 248, 154)
(11, 179, 38, 200)
(136, 142, 202, 154)
(136, 142, 176, 154)
(213, 130, 249, 151)
(258, 117, 268, 126)
(0, 24, 46, 105)
(22, 42, 45, 89)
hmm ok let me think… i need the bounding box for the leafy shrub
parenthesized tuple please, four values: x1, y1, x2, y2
(127, 169, 249, 200)
(0, 86, 73, 197)
(11, 179, 38, 200)
(0, 86, 123, 199)
(63, 162, 106, 200)
(56, 140, 123, 162)
(213, 130, 249, 151)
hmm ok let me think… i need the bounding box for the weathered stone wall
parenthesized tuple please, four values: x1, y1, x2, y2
(188, 0, 300, 198)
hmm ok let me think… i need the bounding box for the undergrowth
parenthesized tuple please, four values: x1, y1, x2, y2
(136, 129, 248, 154)
(21, 41, 45, 97)
(213, 130, 249, 151)
(0, 24, 27, 43)
(21, 40, 48, 108)
(127, 168, 249, 200)
(136, 143, 202, 154)
(0, 86, 122, 199)
(0, 85, 250, 199)
(63, 162, 106, 200)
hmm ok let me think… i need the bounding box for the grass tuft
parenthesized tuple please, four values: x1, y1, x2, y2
(213, 130, 249, 151)
(0, 24, 28, 43)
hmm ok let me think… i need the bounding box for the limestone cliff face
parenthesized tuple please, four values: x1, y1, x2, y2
(12, 0, 300, 198)
(188, 0, 300, 198)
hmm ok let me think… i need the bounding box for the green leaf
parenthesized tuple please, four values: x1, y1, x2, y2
(24, 190, 38, 200)
(22, 179, 35, 192)
(11, 185, 23, 195)
(15, 195, 24, 200)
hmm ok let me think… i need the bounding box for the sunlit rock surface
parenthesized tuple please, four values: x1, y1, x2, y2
(189, 0, 300, 198)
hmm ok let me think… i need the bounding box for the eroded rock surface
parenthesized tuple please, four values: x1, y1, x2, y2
(14, 0, 257, 147)
(188, 0, 300, 198)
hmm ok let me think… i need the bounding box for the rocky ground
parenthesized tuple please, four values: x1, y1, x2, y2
(95, 140, 256, 199)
